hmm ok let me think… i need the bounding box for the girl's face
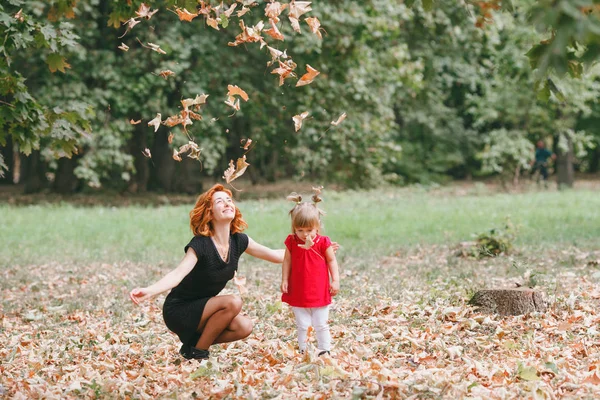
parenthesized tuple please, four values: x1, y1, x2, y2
(294, 226, 318, 242)
(212, 191, 235, 222)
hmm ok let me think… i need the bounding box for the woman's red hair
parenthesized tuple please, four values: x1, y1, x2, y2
(189, 184, 248, 236)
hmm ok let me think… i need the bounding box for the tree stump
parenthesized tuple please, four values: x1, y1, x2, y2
(468, 288, 547, 316)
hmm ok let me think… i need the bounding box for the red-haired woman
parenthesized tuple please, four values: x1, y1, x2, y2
(129, 184, 286, 360)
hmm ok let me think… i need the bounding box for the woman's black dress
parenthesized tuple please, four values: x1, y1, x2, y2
(163, 233, 249, 346)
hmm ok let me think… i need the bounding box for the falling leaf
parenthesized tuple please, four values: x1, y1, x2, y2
(158, 70, 175, 79)
(173, 141, 202, 162)
(141, 148, 152, 158)
(264, 19, 285, 41)
(14, 9, 24, 22)
(181, 94, 209, 110)
(129, 119, 141, 125)
(293, 111, 309, 132)
(146, 42, 166, 54)
(288, 0, 312, 19)
(172, 148, 182, 161)
(147, 113, 162, 132)
(224, 97, 241, 111)
(234, 272, 249, 295)
(136, 3, 158, 19)
(237, 6, 250, 17)
(118, 43, 129, 51)
(227, 85, 249, 102)
(331, 112, 347, 126)
(288, 17, 301, 33)
(305, 16, 322, 39)
(265, 2, 287, 23)
(298, 234, 314, 250)
(167, 132, 174, 144)
(271, 59, 297, 86)
(223, 155, 250, 184)
(174, 7, 198, 22)
(228, 20, 265, 47)
(242, 138, 253, 151)
(206, 15, 220, 30)
(124, 18, 140, 30)
(296, 64, 320, 87)
(223, 3, 238, 17)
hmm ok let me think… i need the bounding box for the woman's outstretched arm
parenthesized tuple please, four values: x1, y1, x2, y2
(245, 237, 285, 263)
(129, 248, 197, 304)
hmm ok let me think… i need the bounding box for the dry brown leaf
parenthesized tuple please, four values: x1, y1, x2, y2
(206, 15, 220, 30)
(147, 113, 162, 132)
(242, 138, 253, 150)
(141, 148, 152, 158)
(288, 16, 301, 33)
(158, 70, 175, 79)
(271, 59, 297, 86)
(297, 234, 314, 249)
(136, 3, 158, 19)
(118, 43, 129, 51)
(288, 0, 312, 19)
(233, 272, 249, 295)
(224, 96, 241, 111)
(227, 85, 249, 102)
(175, 7, 198, 22)
(266, 46, 288, 66)
(181, 94, 209, 110)
(223, 155, 250, 183)
(237, 6, 251, 17)
(129, 119, 141, 125)
(305, 16, 322, 39)
(296, 64, 320, 87)
(331, 112, 347, 126)
(293, 111, 309, 132)
(172, 148, 182, 161)
(228, 20, 265, 47)
(223, 3, 238, 18)
(264, 19, 285, 41)
(265, 2, 287, 23)
(14, 9, 24, 22)
(168, 132, 174, 144)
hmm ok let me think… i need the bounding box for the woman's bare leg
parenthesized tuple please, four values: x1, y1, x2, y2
(194, 295, 251, 349)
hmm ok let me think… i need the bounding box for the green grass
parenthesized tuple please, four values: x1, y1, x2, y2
(1, 187, 598, 267)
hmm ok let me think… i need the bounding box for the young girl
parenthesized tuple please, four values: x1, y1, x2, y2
(280, 189, 340, 356)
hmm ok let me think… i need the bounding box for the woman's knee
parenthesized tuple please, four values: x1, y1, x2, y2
(240, 317, 253, 338)
(225, 295, 243, 314)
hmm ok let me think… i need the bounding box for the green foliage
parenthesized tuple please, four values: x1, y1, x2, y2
(474, 218, 517, 258)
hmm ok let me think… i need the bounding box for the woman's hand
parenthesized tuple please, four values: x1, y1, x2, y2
(129, 287, 153, 305)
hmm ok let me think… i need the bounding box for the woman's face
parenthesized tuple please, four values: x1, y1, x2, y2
(211, 191, 235, 222)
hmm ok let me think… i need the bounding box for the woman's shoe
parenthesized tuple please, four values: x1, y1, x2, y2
(179, 344, 210, 360)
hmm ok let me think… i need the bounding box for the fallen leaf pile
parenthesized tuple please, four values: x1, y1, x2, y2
(2, 246, 600, 398)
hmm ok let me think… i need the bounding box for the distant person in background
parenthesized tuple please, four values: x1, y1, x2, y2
(531, 140, 556, 185)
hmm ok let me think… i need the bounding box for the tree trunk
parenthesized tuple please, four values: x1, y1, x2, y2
(469, 288, 547, 316)
(149, 130, 175, 192)
(589, 145, 599, 173)
(23, 150, 47, 193)
(555, 135, 575, 188)
(172, 157, 203, 194)
(128, 125, 149, 193)
(0, 136, 14, 184)
(53, 156, 78, 193)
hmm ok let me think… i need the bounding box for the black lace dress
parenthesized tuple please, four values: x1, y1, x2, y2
(163, 233, 249, 346)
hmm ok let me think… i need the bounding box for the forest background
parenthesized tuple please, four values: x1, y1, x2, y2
(1, 0, 600, 194)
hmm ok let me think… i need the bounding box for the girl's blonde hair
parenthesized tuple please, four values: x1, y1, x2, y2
(287, 186, 325, 232)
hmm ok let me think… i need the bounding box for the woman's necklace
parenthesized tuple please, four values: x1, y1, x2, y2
(212, 238, 230, 261)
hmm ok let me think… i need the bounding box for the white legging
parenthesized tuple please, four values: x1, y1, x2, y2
(291, 306, 331, 352)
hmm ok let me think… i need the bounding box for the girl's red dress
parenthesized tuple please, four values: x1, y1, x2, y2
(281, 234, 332, 307)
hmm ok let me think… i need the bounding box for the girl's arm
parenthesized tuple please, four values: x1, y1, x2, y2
(129, 248, 197, 304)
(280, 248, 292, 293)
(245, 237, 285, 263)
(325, 246, 340, 296)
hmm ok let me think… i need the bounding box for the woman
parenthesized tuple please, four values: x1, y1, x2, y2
(129, 184, 285, 360)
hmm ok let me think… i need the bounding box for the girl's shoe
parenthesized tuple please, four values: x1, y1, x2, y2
(179, 344, 210, 360)
(318, 350, 330, 357)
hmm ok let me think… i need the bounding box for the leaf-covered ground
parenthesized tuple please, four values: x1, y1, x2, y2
(2, 246, 600, 399)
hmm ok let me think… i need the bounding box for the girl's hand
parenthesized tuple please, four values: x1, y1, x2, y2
(330, 280, 340, 296)
(129, 287, 152, 305)
(281, 281, 288, 293)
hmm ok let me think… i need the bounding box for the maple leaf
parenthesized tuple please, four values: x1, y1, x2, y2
(224, 97, 241, 111)
(227, 85, 249, 102)
(129, 119, 141, 125)
(163, 114, 190, 128)
(271, 59, 297, 86)
(141, 148, 152, 158)
(173, 141, 202, 162)
(264, 19, 285, 41)
(175, 7, 198, 22)
(288, 17, 301, 33)
(296, 64, 320, 87)
(305, 16, 322, 39)
(136, 3, 158, 20)
(206, 15, 220, 30)
(298, 234, 314, 250)
(181, 94, 209, 110)
(223, 3, 238, 18)
(158, 70, 175, 79)
(237, 6, 251, 17)
(288, 0, 312, 19)
(46, 53, 71, 73)
(293, 111, 309, 132)
(172, 148, 182, 161)
(266, 46, 288, 66)
(331, 112, 347, 126)
(147, 113, 162, 132)
(265, 2, 288, 23)
(118, 43, 129, 51)
(228, 20, 265, 47)
(223, 155, 250, 184)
